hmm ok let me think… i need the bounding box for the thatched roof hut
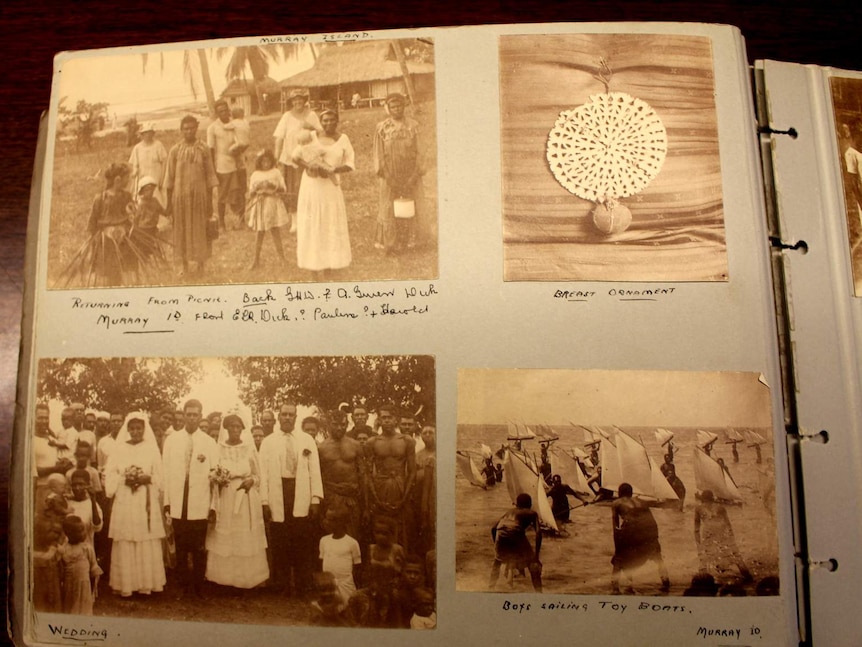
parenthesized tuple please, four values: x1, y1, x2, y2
(279, 40, 434, 110)
(221, 76, 281, 116)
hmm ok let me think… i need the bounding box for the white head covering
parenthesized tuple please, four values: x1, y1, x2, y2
(217, 413, 253, 447)
(116, 411, 157, 447)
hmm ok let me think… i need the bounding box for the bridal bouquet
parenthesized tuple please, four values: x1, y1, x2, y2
(209, 464, 232, 488)
(124, 465, 146, 491)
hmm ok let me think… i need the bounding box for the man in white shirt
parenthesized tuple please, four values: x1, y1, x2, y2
(33, 403, 73, 509)
(208, 99, 245, 230)
(162, 399, 217, 598)
(259, 403, 323, 596)
(57, 406, 79, 461)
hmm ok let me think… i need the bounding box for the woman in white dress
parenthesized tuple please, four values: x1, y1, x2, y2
(205, 414, 269, 589)
(292, 109, 355, 278)
(104, 412, 166, 596)
(128, 123, 168, 208)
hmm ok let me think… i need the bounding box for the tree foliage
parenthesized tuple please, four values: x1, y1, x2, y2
(142, 49, 217, 117)
(224, 355, 435, 420)
(37, 357, 203, 415)
(216, 44, 307, 116)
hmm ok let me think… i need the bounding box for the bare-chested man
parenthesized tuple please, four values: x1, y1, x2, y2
(318, 410, 363, 539)
(365, 403, 416, 550)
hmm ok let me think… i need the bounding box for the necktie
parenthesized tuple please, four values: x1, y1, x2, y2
(283, 432, 296, 477)
(185, 433, 193, 476)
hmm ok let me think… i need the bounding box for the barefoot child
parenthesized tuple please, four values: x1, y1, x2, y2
(67, 469, 103, 549)
(318, 508, 362, 606)
(59, 515, 102, 615)
(246, 149, 289, 269)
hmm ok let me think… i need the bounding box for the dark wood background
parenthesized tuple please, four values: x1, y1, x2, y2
(1, 0, 858, 640)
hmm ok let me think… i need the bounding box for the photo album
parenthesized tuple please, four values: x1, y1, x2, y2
(9, 22, 862, 646)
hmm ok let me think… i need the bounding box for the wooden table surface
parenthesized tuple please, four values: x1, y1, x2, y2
(1, 0, 858, 632)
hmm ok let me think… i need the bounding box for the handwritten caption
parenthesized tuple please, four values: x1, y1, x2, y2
(47, 623, 111, 642)
(554, 286, 677, 302)
(260, 32, 371, 45)
(500, 600, 763, 641)
(70, 283, 438, 334)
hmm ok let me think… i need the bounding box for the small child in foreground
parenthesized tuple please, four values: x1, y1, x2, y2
(59, 515, 102, 615)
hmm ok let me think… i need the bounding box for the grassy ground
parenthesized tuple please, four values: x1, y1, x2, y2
(47, 104, 438, 289)
(93, 576, 315, 626)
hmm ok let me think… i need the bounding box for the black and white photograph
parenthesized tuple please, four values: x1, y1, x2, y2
(500, 33, 728, 282)
(47, 38, 438, 289)
(831, 75, 862, 296)
(29, 355, 436, 629)
(456, 369, 779, 597)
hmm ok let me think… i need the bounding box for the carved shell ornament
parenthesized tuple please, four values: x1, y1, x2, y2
(546, 60, 667, 235)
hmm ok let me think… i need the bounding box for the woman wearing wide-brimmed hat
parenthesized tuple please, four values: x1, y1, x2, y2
(128, 122, 168, 209)
(273, 88, 322, 233)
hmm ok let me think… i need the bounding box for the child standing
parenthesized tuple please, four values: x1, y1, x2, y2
(66, 469, 103, 549)
(318, 508, 362, 606)
(246, 149, 289, 269)
(65, 443, 102, 500)
(133, 177, 166, 238)
(59, 515, 102, 615)
(32, 507, 64, 612)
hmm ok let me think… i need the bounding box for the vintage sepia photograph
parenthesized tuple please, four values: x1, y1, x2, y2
(29, 355, 436, 629)
(456, 369, 779, 597)
(47, 38, 438, 289)
(499, 33, 728, 282)
(831, 75, 862, 296)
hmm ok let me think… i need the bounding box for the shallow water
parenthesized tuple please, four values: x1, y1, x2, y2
(455, 425, 779, 597)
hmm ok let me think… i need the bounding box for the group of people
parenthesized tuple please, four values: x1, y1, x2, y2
(481, 433, 769, 597)
(32, 400, 437, 628)
(65, 86, 429, 287)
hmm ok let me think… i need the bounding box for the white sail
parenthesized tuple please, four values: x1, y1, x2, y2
(744, 430, 767, 446)
(655, 427, 674, 446)
(549, 447, 591, 494)
(600, 435, 621, 493)
(726, 428, 744, 442)
(693, 447, 742, 502)
(601, 430, 678, 501)
(696, 429, 719, 448)
(456, 452, 486, 488)
(480, 444, 493, 459)
(535, 473, 559, 532)
(507, 421, 536, 440)
(504, 449, 536, 505)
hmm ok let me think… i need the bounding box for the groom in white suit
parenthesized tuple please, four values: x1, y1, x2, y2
(259, 402, 323, 596)
(162, 399, 217, 597)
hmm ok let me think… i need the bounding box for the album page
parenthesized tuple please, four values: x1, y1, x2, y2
(11, 22, 796, 646)
(757, 59, 862, 647)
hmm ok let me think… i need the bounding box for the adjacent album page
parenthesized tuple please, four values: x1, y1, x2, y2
(11, 23, 796, 646)
(757, 59, 862, 647)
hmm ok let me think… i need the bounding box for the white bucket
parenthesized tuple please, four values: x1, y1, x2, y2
(393, 198, 415, 219)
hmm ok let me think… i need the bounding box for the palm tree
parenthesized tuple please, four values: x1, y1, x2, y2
(216, 44, 308, 116)
(391, 40, 417, 107)
(141, 49, 217, 117)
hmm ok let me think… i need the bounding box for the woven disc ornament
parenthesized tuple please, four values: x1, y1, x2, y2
(546, 91, 667, 235)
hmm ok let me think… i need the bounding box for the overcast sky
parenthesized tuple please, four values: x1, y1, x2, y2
(55, 45, 314, 116)
(457, 369, 772, 428)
